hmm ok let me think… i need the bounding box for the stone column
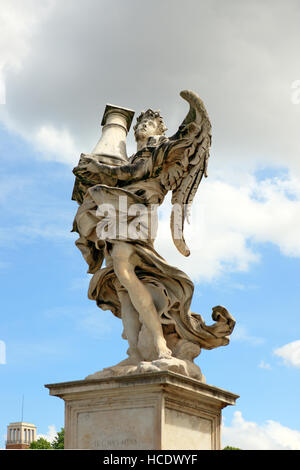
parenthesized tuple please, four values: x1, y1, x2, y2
(71, 104, 135, 203)
(91, 104, 135, 165)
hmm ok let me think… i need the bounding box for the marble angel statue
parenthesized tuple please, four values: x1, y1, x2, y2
(71, 90, 235, 381)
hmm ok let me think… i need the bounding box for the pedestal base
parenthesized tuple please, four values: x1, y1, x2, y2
(45, 371, 238, 450)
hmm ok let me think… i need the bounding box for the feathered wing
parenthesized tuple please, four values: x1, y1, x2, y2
(167, 90, 212, 256)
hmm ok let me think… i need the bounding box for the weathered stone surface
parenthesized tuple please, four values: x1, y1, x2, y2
(45, 371, 239, 450)
(85, 356, 205, 382)
(71, 90, 236, 380)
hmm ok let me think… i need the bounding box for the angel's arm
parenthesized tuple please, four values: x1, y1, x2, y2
(73, 156, 150, 185)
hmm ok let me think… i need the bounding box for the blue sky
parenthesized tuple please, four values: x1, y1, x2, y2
(1, 0, 300, 450)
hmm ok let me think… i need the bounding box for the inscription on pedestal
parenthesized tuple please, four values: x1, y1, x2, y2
(76, 406, 156, 450)
(93, 438, 138, 449)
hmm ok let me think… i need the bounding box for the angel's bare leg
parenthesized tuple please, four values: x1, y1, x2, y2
(117, 289, 142, 363)
(111, 242, 172, 359)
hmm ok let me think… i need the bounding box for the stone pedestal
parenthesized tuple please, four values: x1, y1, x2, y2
(45, 371, 238, 450)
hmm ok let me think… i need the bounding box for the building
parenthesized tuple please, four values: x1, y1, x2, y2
(5, 422, 37, 449)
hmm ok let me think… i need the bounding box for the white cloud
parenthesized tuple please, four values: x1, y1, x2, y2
(258, 360, 272, 370)
(222, 411, 300, 450)
(274, 340, 300, 368)
(0, 0, 300, 176)
(0, 340, 6, 364)
(34, 125, 77, 165)
(0, 0, 54, 73)
(0, 71, 5, 104)
(155, 174, 300, 281)
(231, 325, 264, 346)
(37, 424, 57, 443)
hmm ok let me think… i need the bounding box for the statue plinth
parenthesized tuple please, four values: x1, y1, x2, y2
(45, 371, 238, 450)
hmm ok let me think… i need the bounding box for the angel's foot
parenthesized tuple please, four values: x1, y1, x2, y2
(157, 350, 173, 360)
(156, 341, 173, 360)
(155, 335, 173, 359)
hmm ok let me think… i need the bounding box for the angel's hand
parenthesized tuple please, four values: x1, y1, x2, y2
(73, 165, 101, 183)
(81, 159, 105, 174)
(73, 161, 118, 186)
(161, 163, 184, 190)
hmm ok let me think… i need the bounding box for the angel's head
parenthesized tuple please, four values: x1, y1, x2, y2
(134, 109, 167, 148)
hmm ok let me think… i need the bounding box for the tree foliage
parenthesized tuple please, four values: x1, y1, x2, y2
(29, 427, 64, 450)
(223, 445, 242, 450)
(29, 437, 52, 449)
(51, 428, 64, 449)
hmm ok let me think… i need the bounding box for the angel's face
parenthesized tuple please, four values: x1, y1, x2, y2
(134, 118, 160, 142)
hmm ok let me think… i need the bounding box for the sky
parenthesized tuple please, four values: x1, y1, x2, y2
(0, 0, 300, 450)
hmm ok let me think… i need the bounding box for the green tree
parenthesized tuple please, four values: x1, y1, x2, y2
(51, 427, 64, 449)
(223, 445, 242, 450)
(29, 437, 52, 449)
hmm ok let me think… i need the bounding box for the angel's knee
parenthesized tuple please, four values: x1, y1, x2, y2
(114, 262, 136, 290)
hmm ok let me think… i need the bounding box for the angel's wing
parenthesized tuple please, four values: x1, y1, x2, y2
(167, 90, 212, 257)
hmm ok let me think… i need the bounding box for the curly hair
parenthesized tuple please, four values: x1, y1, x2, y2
(133, 109, 167, 135)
